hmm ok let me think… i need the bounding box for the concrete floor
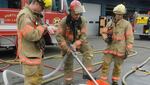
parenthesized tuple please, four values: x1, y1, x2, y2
(0, 36, 150, 85)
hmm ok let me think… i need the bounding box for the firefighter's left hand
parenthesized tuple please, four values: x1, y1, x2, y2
(127, 49, 133, 55)
(100, 27, 108, 34)
(124, 49, 133, 59)
(47, 26, 55, 34)
(104, 38, 112, 44)
(73, 40, 82, 49)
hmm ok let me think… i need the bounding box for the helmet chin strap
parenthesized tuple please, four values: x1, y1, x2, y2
(34, 12, 44, 18)
(70, 11, 75, 20)
(30, 5, 43, 18)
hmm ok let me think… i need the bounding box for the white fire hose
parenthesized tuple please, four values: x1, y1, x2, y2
(2, 55, 67, 85)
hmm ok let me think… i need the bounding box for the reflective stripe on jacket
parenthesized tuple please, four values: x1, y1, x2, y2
(104, 19, 134, 57)
(56, 16, 88, 46)
(17, 5, 45, 64)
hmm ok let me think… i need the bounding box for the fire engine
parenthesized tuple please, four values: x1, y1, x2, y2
(134, 14, 150, 39)
(0, 0, 68, 49)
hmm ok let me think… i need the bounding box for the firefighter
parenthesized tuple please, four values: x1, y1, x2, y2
(56, 0, 93, 84)
(100, 4, 134, 85)
(16, 0, 52, 85)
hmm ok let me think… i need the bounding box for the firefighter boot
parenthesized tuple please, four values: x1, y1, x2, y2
(82, 72, 97, 80)
(64, 79, 74, 85)
(83, 73, 91, 80)
(112, 81, 118, 85)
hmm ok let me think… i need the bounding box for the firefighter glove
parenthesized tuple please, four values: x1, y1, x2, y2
(104, 38, 112, 44)
(124, 49, 133, 59)
(73, 40, 82, 49)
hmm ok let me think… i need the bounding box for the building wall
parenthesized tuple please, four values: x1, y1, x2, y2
(82, 0, 150, 15)
(79, 0, 150, 36)
(83, 3, 101, 36)
(67, 0, 150, 36)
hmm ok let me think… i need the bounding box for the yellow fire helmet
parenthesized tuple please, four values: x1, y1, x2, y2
(37, 0, 53, 9)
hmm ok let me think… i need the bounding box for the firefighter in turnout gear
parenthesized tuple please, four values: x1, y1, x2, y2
(56, 0, 93, 84)
(17, 0, 52, 85)
(100, 4, 134, 85)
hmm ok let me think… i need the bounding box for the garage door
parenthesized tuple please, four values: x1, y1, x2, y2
(83, 3, 101, 36)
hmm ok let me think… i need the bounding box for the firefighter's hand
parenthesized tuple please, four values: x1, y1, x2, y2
(60, 41, 67, 49)
(124, 49, 133, 59)
(104, 38, 112, 44)
(60, 41, 71, 54)
(73, 40, 82, 49)
(126, 49, 133, 55)
(126, 44, 133, 56)
(100, 27, 108, 34)
(43, 24, 48, 30)
(47, 26, 55, 34)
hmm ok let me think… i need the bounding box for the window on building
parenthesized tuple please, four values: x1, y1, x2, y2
(106, 4, 114, 16)
(52, 0, 69, 12)
(139, 10, 147, 14)
(0, 0, 21, 9)
(52, 0, 61, 11)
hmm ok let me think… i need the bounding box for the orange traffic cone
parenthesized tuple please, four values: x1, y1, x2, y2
(87, 79, 110, 85)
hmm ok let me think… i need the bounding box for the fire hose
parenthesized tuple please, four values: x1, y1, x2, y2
(0, 49, 137, 65)
(0, 36, 149, 85)
(2, 44, 101, 85)
(42, 46, 137, 84)
(0, 35, 17, 73)
(0, 24, 144, 85)
(121, 45, 150, 85)
(122, 57, 150, 85)
(0, 36, 137, 85)
(41, 49, 137, 84)
(2, 54, 68, 85)
(0, 49, 137, 84)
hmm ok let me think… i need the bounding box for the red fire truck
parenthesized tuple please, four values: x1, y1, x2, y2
(0, 0, 68, 49)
